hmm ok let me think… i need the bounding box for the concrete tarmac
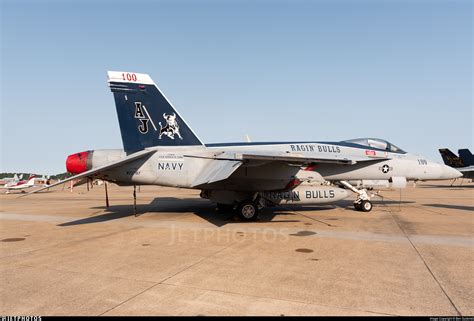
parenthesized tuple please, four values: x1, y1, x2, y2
(0, 180, 473, 316)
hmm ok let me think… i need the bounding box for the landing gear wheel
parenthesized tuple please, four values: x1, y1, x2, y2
(361, 200, 372, 212)
(216, 203, 233, 213)
(237, 200, 258, 221)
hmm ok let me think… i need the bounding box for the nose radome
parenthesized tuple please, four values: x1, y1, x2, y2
(441, 165, 462, 179)
(66, 151, 89, 174)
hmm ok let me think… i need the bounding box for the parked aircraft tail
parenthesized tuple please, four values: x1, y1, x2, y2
(107, 71, 203, 153)
(25, 175, 36, 186)
(438, 148, 465, 168)
(458, 149, 474, 166)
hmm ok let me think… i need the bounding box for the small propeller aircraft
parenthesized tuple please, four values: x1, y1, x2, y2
(2, 175, 37, 194)
(26, 71, 462, 220)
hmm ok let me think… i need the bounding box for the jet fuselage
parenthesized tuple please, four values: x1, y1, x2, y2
(67, 141, 460, 192)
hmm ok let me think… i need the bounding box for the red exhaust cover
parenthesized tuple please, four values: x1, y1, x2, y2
(66, 151, 89, 174)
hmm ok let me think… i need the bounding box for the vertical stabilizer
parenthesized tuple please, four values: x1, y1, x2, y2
(107, 71, 203, 153)
(458, 149, 474, 166)
(439, 148, 464, 168)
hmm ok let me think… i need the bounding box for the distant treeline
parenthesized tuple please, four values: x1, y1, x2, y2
(0, 172, 72, 180)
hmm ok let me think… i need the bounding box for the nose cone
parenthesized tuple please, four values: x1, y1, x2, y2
(66, 151, 89, 174)
(441, 165, 463, 179)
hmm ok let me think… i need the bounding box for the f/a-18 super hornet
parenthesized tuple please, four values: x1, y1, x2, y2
(27, 71, 462, 220)
(439, 148, 474, 179)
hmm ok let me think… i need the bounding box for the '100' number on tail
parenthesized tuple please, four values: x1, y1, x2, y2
(122, 73, 137, 81)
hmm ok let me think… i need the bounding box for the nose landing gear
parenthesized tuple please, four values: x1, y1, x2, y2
(339, 181, 374, 212)
(354, 199, 373, 212)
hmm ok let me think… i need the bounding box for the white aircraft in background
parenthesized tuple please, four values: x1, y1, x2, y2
(0, 173, 22, 185)
(1, 175, 38, 194)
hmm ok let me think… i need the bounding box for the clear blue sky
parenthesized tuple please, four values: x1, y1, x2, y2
(1, 0, 472, 174)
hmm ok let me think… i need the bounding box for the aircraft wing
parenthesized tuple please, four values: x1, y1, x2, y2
(21, 149, 156, 196)
(190, 159, 242, 187)
(184, 150, 388, 187)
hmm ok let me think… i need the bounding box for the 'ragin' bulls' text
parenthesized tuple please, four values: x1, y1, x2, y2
(290, 144, 341, 153)
(306, 190, 336, 199)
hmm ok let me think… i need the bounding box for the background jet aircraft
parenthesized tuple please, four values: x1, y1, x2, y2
(458, 149, 474, 166)
(438, 148, 474, 179)
(0, 173, 22, 185)
(27, 71, 462, 220)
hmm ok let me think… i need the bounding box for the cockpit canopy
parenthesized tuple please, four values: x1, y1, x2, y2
(342, 138, 406, 154)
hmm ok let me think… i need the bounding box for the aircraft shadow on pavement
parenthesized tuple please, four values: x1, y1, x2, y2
(58, 197, 209, 227)
(57, 197, 349, 227)
(58, 209, 133, 226)
(57, 196, 420, 228)
(423, 204, 474, 212)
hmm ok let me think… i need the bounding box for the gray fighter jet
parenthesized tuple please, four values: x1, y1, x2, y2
(28, 71, 462, 220)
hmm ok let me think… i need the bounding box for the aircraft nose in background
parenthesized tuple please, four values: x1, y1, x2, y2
(441, 165, 462, 179)
(66, 151, 89, 174)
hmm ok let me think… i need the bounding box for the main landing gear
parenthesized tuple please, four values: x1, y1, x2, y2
(339, 181, 373, 212)
(236, 200, 259, 221)
(215, 198, 261, 221)
(217, 200, 260, 221)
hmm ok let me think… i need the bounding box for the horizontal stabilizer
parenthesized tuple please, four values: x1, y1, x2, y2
(20, 149, 156, 197)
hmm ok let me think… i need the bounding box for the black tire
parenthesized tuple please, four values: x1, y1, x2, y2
(361, 200, 372, 212)
(354, 202, 362, 211)
(237, 200, 258, 221)
(216, 203, 233, 213)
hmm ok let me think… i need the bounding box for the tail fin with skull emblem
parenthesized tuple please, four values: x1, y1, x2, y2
(107, 71, 203, 154)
